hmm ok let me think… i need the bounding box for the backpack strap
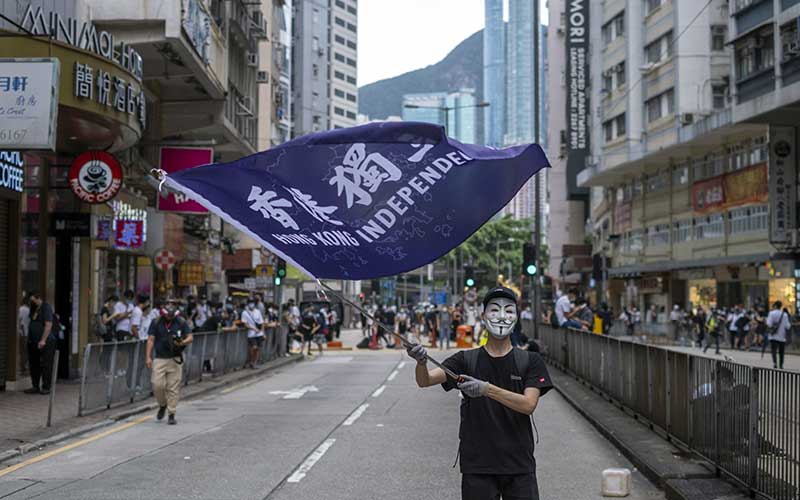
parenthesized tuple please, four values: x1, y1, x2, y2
(513, 348, 530, 380)
(464, 347, 481, 377)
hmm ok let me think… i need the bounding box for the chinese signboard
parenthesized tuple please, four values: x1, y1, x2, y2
(769, 126, 797, 245)
(69, 151, 123, 203)
(565, 0, 590, 201)
(0, 150, 24, 193)
(691, 163, 768, 214)
(114, 220, 143, 249)
(157, 146, 214, 213)
(73, 60, 146, 129)
(0, 59, 59, 150)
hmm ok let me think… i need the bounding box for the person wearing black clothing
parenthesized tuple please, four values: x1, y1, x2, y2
(145, 299, 193, 424)
(25, 292, 57, 395)
(298, 307, 320, 356)
(407, 287, 552, 500)
(425, 306, 440, 348)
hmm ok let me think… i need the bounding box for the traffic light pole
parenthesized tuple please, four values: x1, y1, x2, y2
(533, 0, 541, 340)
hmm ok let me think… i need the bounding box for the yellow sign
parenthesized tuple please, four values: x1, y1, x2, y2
(254, 264, 273, 277)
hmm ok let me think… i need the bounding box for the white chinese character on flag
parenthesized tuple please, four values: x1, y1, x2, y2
(248, 186, 299, 230)
(285, 187, 343, 226)
(329, 143, 402, 208)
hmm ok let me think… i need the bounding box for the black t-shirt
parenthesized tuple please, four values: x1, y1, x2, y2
(299, 314, 316, 334)
(28, 303, 55, 343)
(425, 311, 438, 329)
(149, 316, 190, 359)
(384, 310, 396, 326)
(441, 347, 553, 474)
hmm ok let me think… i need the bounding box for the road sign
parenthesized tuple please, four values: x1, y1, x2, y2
(154, 248, 176, 271)
(243, 277, 257, 290)
(255, 276, 270, 287)
(255, 264, 273, 277)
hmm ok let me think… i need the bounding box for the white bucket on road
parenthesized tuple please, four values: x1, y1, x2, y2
(601, 468, 631, 497)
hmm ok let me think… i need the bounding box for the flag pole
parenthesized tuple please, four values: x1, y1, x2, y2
(316, 280, 461, 381)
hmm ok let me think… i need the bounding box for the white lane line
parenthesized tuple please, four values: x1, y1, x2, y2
(371, 385, 386, 398)
(398, 361, 407, 369)
(387, 369, 399, 381)
(342, 403, 369, 426)
(286, 438, 336, 483)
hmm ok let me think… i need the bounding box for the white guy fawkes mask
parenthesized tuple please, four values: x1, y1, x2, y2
(484, 298, 518, 340)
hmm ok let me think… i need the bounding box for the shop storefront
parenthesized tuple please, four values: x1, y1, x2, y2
(0, 152, 23, 389)
(0, 16, 145, 385)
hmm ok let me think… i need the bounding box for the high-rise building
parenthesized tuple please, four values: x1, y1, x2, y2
(292, 0, 358, 137)
(483, 0, 506, 148)
(505, 0, 536, 146)
(402, 90, 478, 144)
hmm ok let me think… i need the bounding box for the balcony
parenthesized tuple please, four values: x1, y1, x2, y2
(224, 86, 257, 153)
(678, 108, 732, 144)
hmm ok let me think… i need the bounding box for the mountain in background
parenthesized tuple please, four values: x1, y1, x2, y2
(358, 29, 484, 139)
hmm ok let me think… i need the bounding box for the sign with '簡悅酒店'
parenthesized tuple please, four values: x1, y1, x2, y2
(0, 59, 60, 151)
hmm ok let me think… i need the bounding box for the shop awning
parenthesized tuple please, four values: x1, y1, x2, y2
(608, 253, 771, 278)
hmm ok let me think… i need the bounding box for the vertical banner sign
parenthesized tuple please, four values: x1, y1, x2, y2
(769, 126, 797, 245)
(0, 59, 59, 150)
(565, 0, 590, 201)
(157, 147, 214, 213)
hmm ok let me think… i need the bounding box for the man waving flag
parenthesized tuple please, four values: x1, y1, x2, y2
(160, 121, 549, 280)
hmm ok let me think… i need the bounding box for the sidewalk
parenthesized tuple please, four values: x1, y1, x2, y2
(0, 354, 301, 463)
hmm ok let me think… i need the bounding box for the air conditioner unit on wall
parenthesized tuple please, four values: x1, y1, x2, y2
(679, 113, 694, 125)
(257, 70, 269, 83)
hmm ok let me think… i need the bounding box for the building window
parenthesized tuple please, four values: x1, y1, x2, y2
(335, 52, 346, 62)
(781, 22, 800, 62)
(602, 12, 625, 45)
(645, 0, 664, 16)
(335, 0, 345, 7)
(334, 70, 345, 80)
(312, 64, 319, 79)
(335, 17, 346, 27)
(694, 214, 724, 240)
(312, 8, 319, 24)
(646, 170, 668, 193)
(603, 73, 613, 93)
(346, 75, 357, 85)
(347, 40, 357, 50)
(646, 31, 673, 64)
(334, 107, 345, 116)
(672, 219, 692, 243)
(647, 224, 670, 246)
(604, 113, 626, 142)
(730, 205, 768, 234)
(602, 62, 626, 93)
(346, 110, 357, 119)
(346, 57, 357, 67)
(346, 92, 357, 102)
(347, 22, 357, 33)
(616, 62, 626, 87)
(616, 114, 626, 136)
(334, 88, 345, 98)
(630, 229, 643, 252)
(672, 163, 689, 185)
(347, 5, 357, 15)
(711, 84, 727, 109)
(646, 88, 674, 123)
(335, 35, 345, 45)
(711, 25, 727, 52)
(735, 29, 775, 80)
(312, 36, 320, 52)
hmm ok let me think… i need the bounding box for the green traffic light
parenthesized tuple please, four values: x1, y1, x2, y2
(526, 264, 537, 276)
(277, 268, 286, 278)
(274, 276, 282, 286)
(465, 278, 475, 287)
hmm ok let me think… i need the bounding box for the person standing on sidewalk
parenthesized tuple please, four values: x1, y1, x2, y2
(407, 287, 552, 500)
(241, 300, 265, 368)
(766, 301, 790, 370)
(145, 299, 192, 424)
(25, 292, 57, 395)
(113, 291, 135, 341)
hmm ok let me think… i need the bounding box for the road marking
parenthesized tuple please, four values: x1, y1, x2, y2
(0, 415, 150, 477)
(342, 403, 369, 426)
(387, 369, 399, 381)
(371, 385, 386, 398)
(286, 438, 336, 483)
(398, 361, 406, 369)
(269, 385, 319, 399)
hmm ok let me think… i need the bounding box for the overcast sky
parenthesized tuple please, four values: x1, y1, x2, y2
(357, 0, 485, 87)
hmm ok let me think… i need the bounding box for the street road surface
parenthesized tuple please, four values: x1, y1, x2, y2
(0, 350, 664, 499)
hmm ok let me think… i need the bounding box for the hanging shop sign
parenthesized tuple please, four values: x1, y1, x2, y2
(0, 150, 24, 193)
(154, 248, 177, 271)
(114, 219, 144, 249)
(157, 146, 214, 213)
(49, 213, 91, 237)
(0, 59, 59, 150)
(769, 126, 797, 245)
(692, 176, 725, 213)
(72, 60, 146, 129)
(20, 5, 143, 81)
(564, 0, 590, 201)
(178, 261, 204, 287)
(95, 217, 112, 240)
(69, 151, 123, 203)
(692, 163, 768, 214)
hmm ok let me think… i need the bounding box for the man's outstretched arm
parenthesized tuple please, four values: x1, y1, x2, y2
(458, 376, 541, 415)
(408, 344, 447, 387)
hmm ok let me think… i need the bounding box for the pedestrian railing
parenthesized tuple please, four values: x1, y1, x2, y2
(527, 321, 799, 500)
(79, 328, 285, 416)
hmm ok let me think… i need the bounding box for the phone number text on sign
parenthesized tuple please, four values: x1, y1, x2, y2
(0, 59, 60, 150)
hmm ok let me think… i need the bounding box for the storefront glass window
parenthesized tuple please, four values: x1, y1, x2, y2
(689, 279, 717, 310)
(769, 278, 795, 314)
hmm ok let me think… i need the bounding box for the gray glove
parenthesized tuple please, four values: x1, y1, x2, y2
(406, 343, 428, 364)
(457, 375, 490, 398)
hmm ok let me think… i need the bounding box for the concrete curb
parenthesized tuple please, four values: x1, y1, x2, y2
(0, 355, 302, 466)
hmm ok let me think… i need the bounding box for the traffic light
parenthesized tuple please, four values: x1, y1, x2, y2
(464, 266, 475, 288)
(274, 258, 286, 286)
(523, 242, 537, 276)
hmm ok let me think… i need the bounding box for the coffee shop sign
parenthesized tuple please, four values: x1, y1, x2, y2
(21, 5, 143, 81)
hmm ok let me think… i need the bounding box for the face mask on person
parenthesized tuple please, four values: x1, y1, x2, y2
(483, 298, 518, 340)
(247, 303, 255, 311)
(163, 303, 178, 319)
(225, 304, 234, 312)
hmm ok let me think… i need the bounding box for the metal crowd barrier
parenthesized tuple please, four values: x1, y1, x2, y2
(79, 327, 286, 416)
(526, 320, 799, 500)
